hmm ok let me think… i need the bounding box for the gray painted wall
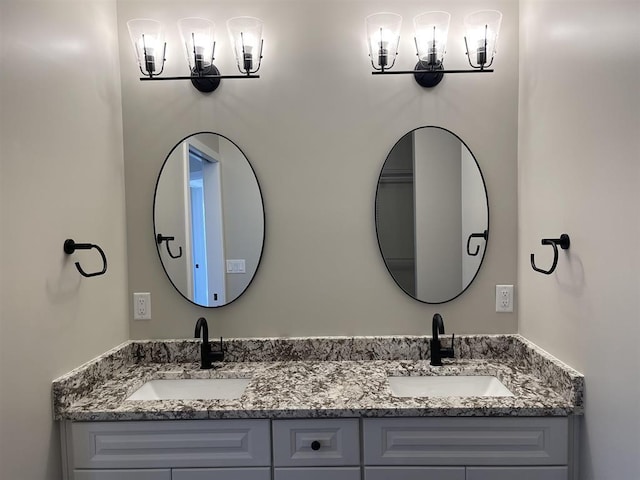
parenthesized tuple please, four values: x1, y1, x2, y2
(518, 0, 640, 478)
(119, 0, 519, 339)
(0, 1, 128, 479)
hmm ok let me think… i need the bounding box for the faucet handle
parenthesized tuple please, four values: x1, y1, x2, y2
(441, 333, 455, 359)
(211, 336, 225, 362)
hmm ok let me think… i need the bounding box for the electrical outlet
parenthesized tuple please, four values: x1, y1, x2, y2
(496, 285, 514, 313)
(133, 292, 151, 320)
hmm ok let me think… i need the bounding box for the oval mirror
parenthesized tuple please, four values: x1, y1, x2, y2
(375, 126, 489, 304)
(154, 132, 264, 307)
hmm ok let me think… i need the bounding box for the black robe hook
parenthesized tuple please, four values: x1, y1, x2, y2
(63, 239, 108, 278)
(466, 230, 488, 256)
(157, 234, 183, 259)
(530, 233, 570, 275)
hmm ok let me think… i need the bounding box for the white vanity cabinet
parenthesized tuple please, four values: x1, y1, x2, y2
(272, 419, 361, 480)
(61, 416, 577, 480)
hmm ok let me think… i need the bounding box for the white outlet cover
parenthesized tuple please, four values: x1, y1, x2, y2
(495, 285, 514, 313)
(133, 292, 151, 320)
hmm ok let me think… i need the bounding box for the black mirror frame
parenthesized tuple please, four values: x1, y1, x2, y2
(374, 125, 490, 304)
(153, 131, 266, 308)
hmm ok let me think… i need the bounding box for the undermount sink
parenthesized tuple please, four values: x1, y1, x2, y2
(126, 378, 250, 401)
(388, 375, 514, 398)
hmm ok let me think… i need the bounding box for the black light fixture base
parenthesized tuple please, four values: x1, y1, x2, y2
(413, 61, 444, 88)
(191, 64, 221, 93)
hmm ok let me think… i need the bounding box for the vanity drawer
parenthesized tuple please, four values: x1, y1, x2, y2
(172, 468, 272, 480)
(466, 466, 568, 480)
(363, 417, 568, 466)
(272, 418, 360, 466)
(69, 420, 271, 469)
(274, 467, 361, 480)
(73, 470, 170, 480)
(364, 466, 465, 480)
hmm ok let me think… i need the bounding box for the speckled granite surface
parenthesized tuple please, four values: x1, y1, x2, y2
(52, 334, 583, 421)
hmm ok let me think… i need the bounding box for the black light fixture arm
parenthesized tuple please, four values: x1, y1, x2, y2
(371, 55, 399, 73)
(530, 233, 571, 275)
(63, 239, 108, 278)
(466, 230, 488, 256)
(141, 74, 260, 81)
(156, 234, 183, 259)
(372, 68, 493, 75)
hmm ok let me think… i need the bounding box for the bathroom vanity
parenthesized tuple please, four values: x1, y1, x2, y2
(53, 335, 583, 480)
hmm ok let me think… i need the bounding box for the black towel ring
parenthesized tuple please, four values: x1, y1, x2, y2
(466, 230, 488, 256)
(530, 234, 570, 275)
(63, 239, 108, 278)
(157, 234, 183, 259)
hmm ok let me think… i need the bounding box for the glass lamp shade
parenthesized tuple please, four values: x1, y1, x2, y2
(226, 16, 264, 73)
(127, 19, 165, 76)
(464, 10, 502, 68)
(366, 12, 402, 70)
(413, 11, 450, 67)
(177, 17, 216, 73)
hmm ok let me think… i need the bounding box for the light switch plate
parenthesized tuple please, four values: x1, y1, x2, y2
(226, 259, 246, 274)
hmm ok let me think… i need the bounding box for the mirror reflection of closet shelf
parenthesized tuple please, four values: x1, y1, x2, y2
(375, 126, 489, 304)
(226, 259, 246, 274)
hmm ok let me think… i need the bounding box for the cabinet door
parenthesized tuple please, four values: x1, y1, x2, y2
(363, 417, 568, 466)
(172, 468, 271, 480)
(274, 467, 361, 480)
(73, 470, 170, 480)
(71, 420, 270, 469)
(466, 466, 568, 480)
(364, 466, 465, 480)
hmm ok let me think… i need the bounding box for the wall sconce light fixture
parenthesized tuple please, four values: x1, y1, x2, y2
(366, 12, 402, 72)
(464, 10, 502, 69)
(367, 9, 502, 87)
(227, 16, 264, 75)
(127, 19, 166, 77)
(127, 16, 264, 93)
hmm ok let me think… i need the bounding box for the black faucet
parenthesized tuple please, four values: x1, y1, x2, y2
(194, 317, 225, 369)
(430, 313, 455, 366)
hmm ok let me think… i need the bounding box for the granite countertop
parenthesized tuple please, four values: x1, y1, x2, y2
(52, 334, 584, 422)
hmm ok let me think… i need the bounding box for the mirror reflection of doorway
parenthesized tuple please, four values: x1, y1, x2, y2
(187, 141, 226, 306)
(154, 132, 265, 308)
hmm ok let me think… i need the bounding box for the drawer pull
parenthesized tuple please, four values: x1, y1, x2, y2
(311, 440, 321, 451)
